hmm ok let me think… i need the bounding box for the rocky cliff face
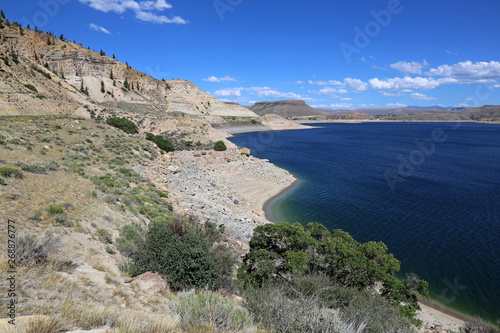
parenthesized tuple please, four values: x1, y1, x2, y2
(0, 24, 259, 123)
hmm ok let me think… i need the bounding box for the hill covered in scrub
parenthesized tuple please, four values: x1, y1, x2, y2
(249, 100, 327, 118)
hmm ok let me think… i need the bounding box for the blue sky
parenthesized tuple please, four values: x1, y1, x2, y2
(4, 0, 500, 108)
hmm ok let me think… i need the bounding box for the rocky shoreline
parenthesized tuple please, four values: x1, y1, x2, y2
(146, 149, 296, 258)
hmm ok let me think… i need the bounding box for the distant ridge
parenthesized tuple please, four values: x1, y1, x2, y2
(249, 100, 327, 118)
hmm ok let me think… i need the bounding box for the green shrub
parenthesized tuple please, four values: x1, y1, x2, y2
(238, 222, 429, 323)
(214, 140, 227, 151)
(251, 119, 257, 124)
(243, 280, 363, 333)
(116, 223, 146, 257)
(196, 140, 202, 146)
(16, 232, 62, 265)
(0, 176, 6, 185)
(24, 84, 37, 92)
(129, 217, 234, 290)
(0, 167, 23, 178)
(97, 228, 113, 244)
(44, 161, 60, 170)
(36, 94, 46, 99)
(17, 161, 47, 174)
(146, 133, 174, 153)
(459, 319, 500, 333)
(105, 245, 116, 254)
(172, 290, 254, 332)
(46, 204, 64, 215)
(106, 117, 138, 134)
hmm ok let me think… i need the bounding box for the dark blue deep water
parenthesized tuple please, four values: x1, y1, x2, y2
(229, 122, 500, 322)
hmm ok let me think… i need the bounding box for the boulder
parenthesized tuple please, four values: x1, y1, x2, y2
(239, 147, 251, 157)
(128, 271, 169, 293)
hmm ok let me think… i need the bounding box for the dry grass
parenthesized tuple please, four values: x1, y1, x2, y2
(23, 316, 64, 333)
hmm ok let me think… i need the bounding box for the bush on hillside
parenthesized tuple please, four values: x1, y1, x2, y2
(129, 216, 234, 290)
(17, 232, 62, 265)
(145, 132, 174, 152)
(459, 319, 500, 333)
(171, 290, 254, 332)
(0, 167, 23, 178)
(243, 278, 364, 333)
(238, 222, 429, 323)
(214, 140, 227, 151)
(106, 117, 138, 134)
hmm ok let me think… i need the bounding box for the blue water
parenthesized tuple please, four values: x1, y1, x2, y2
(229, 122, 500, 322)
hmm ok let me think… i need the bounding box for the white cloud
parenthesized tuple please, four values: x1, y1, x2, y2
(311, 104, 329, 108)
(446, 50, 458, 56)
(361, 57, 366, 63)
(381, 92, 403, 97)
(140, 0, 172, 11)
(387, 103, 407, 107)
(458, 103, 469, 107)
(494, 84, 500, 88)
(370, 55, 377, 60)
(89, 23, 111, 34)
(369, 76, 456, 91)
(212, 88, 242, 97)
(202, 75, 238, 83)
(307, 80, 342, 86)
(426, 61, 500, 81)
(340, 97, 352, 101)
(330, 103, 353, 108)
(411, 92, 437, 100)
(313, 87, 348, 97)
(390, 60, 428, 74)
(80, 0, 187, 24)
(344, 78, 369, 92)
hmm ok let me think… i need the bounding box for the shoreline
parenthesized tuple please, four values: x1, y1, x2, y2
(263, 178, 300, 223)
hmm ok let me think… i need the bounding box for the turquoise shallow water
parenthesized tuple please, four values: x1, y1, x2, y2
(229, 122, 500, 322)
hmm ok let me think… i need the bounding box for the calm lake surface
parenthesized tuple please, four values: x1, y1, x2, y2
(229, 122, 500, 322)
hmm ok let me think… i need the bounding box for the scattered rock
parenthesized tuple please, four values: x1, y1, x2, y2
(128, 271, 169, 293)
(239, 147, 251, 157)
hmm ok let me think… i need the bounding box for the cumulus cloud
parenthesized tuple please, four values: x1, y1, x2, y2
(308, 80, 342, 86)
(89, 23, 111, 34)
(344, 78, 369, 92)
(330, 103, 353, 108)
(340, 97, 352, 101)
(390, 60, 428, 74)
(368, 76, 456, 91)
(387, 103, 407, 107)
(411, 93, 437, 100)
(381, 92, 403, 97)
(80, 0, 187, 24)
(426, 61, 500, 81)
(212, 88, 242, 97)
(202, 75, 238, 83)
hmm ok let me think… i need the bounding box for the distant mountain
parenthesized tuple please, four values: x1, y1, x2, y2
(319, 106, 465, 116)
(327, 111, 375, 120)
(249, 100, 327, 118)
(375, 105, 500, 121)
